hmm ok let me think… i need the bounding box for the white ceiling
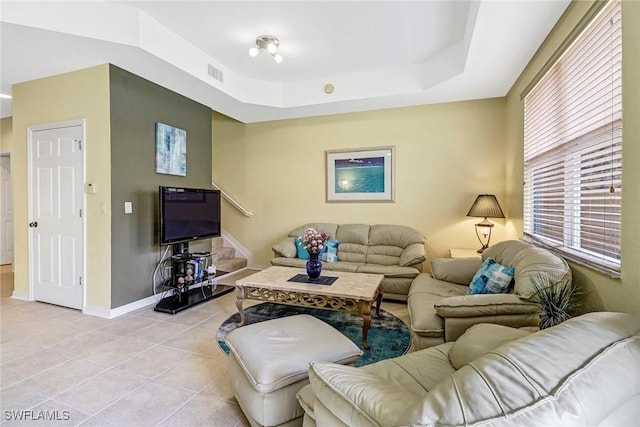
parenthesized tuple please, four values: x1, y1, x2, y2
(0, 1, 570, 123)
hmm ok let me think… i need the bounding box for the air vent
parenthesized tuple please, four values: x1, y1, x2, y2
(208, 64, 224, 83)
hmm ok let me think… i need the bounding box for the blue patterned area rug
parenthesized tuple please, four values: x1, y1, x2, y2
(216, 302, 411, 367)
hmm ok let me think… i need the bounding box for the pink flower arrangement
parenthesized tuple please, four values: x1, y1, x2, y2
(299, 227, 328, 254)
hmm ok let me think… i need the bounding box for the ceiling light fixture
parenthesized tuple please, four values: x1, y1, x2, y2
(249, 35, 283, 64)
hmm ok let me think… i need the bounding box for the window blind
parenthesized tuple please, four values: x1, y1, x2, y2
(523, 0, 622, 275)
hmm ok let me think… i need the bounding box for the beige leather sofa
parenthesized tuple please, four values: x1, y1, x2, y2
(271, 223, 426, 301)
(408, 240, 571, 349)
(298, 312, 640, 427)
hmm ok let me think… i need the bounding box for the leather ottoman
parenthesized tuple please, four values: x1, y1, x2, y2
(225, 314, 363, 427)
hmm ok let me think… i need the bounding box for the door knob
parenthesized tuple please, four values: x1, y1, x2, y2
(29, 221, 38, 228)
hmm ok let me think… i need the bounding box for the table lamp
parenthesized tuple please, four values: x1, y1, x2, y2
(466, 194, 505, 253)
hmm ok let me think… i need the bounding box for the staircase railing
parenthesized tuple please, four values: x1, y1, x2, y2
(211, 181, 253, 218)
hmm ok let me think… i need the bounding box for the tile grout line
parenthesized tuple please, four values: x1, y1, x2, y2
(1, 293, 410, 426)
(40, 315, 223, 424)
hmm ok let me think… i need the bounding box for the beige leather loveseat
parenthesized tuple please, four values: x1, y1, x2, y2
(409, 240, 571, 349)
(271, 223, 426, 301)
(298, 312, 640, 427)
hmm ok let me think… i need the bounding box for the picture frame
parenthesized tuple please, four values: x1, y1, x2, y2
(156, 122, 187, 176)
(326, 146, 395, 202)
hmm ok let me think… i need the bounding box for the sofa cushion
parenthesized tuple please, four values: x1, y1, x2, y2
(512, 247, 571, 299)
(431, 257, 483, 285)
(271, 257, 360, 272)
(361, 342, 456, 394)
(368, 225, 426, 267)
(468, 257, 515, 295)
(356, 264, 420, 278)
(336, 242, 367, 263)
(369, 224, 426, 248)
(448, 323, 532, 369)
(336, 224, 370, 245)
(289, 223, 339, 240)
(296, 384, 316, 421)
(309, 361, 413, 427)
(366, 245, 403, 266)
(379, 277, 414, 300)
(308, 342, 457, 427)
(399, 242, 427, 267)
(272, 237, 297, 258)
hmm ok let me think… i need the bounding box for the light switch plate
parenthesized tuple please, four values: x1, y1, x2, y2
(124, 202, 133, 214)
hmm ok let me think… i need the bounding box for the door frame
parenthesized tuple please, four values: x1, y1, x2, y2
(0, 151, 13, 269)
(27, 119, 87, 308)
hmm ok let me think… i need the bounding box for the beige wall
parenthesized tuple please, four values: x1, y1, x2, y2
(505, 0, 640, 313)
(12, 65, 112, 310)
(213, 98, 511, 267)
(1, 117, 12, 152)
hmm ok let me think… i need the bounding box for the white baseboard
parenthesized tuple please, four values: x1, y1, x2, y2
(84, 294, 158, 319)
(10, 290, 158, 319)
(11, 290, 30, 301)
(82, 305, 113, 318)
(83, 279, 236, 319)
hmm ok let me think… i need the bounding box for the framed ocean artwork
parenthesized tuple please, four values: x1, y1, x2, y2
(156, 122, 187, 176)
(326, 146, 395, 202)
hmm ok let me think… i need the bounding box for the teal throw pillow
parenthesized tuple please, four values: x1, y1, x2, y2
(294, 237, 309, 260)
(321, 240, 339, 263)
(468, 257, 515, 295)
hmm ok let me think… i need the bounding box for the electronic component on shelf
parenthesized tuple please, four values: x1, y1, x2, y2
(170, 251, 211, 261)
(154, 241, 231, 315)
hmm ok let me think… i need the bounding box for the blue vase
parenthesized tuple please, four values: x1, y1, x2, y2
(306, 253, 322, 280)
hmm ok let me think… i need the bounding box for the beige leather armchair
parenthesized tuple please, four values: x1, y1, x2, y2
(298, 312, 640, 427)
(408, 240, 571, 349)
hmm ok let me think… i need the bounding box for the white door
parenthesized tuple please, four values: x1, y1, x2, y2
(30, 124, 84, 309)
(0, 155, 13, 265)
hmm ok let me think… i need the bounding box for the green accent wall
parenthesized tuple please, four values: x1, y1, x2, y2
(109, 65, 212, 309)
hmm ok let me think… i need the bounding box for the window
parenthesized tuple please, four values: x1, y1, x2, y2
(523, 0, 622, 275)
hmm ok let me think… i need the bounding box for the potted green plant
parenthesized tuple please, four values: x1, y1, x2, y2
(530, 273, 581, 330)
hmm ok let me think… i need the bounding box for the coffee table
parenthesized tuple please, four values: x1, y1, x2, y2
(234, 266, 384, 349)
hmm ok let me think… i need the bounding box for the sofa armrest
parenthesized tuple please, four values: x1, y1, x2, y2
(430, 257, 483, 285)
(435, 294, 540, 342)
(399, 242, 426, 267)
(272, 237, 296, 258)
(434, 294, 538, 318)
(309, 362, 418, 427)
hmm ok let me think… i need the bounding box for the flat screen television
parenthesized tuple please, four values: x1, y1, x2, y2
(159, 186, 221, 246)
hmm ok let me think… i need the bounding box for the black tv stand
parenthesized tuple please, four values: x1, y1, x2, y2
(154, 243, 234, 314)
(154, 270, 234, 314)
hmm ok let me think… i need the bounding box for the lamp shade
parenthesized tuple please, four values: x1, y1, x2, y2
(466, 194, 505, 219)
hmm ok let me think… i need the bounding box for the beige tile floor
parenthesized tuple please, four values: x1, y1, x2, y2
(0, 266, 411, 426)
